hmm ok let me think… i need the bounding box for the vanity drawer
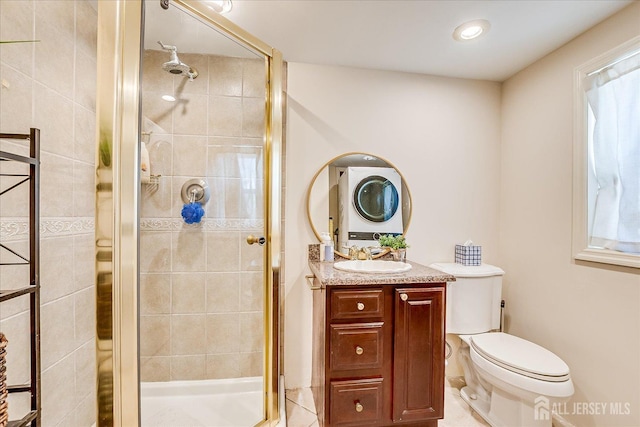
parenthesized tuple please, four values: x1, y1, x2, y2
(329, 378, 384, 425)
(330, 288, 384, 321)
(330, 323, 384, 372)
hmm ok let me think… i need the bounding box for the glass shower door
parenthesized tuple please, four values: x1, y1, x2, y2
(138, 1, 267, 425)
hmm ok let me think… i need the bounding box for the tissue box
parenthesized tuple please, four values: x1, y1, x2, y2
(455, 244, 482, 266)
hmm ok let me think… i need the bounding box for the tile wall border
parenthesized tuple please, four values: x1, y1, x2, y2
(1, 217, 95, 241)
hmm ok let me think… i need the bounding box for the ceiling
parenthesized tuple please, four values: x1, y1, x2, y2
(145, 0, 635, 82)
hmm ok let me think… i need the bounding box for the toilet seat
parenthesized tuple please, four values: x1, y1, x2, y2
(470, 332, 570, 382)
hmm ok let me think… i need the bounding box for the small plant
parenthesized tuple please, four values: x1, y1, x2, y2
(378, 234, 408, 250)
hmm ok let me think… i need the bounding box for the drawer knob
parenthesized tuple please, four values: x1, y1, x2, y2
(400, 293, 408, 301)
(355, 346, 364, 355)
(357, 302, 365, 311)
(355, 402, 364, 413)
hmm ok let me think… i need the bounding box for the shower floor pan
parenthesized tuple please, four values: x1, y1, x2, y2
(141, 377, 263, 427)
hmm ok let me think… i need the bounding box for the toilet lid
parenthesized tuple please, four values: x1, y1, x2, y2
(430, 262, 504, 278)
(470, 333, 570, 382)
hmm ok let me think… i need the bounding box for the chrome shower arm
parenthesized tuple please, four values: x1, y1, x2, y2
(157, 41, 177, 52)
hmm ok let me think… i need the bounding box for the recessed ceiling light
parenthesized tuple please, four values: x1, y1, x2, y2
(162, 94, 176, 102)
(205, 0, 233, 14)
(453, 19, 491, 42)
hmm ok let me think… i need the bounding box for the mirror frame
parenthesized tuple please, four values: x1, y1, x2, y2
(306, 152, 413, 259)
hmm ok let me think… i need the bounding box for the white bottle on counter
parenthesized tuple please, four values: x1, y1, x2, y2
(320, 232, 334, 262)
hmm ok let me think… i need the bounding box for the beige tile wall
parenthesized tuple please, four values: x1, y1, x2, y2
(140, 50, 266, 382)
(0, 1, 97, 426)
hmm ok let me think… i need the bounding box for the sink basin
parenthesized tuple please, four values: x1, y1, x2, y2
(333, 260, 412, 274)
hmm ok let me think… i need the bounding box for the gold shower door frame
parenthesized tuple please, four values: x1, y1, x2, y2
(95, 1, 283, 425)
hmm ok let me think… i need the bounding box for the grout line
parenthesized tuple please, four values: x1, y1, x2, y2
(285, 398, 319, 426)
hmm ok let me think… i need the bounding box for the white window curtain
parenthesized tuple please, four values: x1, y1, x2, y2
(585, 51, 640, 254)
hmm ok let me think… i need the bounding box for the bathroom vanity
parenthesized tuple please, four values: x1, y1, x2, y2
(308, 259, 454, 426)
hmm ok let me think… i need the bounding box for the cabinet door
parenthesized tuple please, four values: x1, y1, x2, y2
(392, 287, 445, 423)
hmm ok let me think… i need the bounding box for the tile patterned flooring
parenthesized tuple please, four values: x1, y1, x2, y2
(285, 377, 490, 427)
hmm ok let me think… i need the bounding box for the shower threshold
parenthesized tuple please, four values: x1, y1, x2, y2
(141, 376, 263, 427)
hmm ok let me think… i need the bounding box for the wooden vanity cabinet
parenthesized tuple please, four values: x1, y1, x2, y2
(312, 281, 445, 426)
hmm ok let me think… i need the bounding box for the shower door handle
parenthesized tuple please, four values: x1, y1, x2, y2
(246, 235, 266, 246)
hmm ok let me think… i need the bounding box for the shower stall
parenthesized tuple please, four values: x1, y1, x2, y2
(95, 1, 283, 425)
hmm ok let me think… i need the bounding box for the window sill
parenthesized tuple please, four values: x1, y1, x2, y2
(574, 247, 640, 269)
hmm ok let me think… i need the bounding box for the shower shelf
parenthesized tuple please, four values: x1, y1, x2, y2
(0, 129, 41, 427)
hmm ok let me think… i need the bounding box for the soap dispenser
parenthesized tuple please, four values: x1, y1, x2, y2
(320, 232, 334, 262)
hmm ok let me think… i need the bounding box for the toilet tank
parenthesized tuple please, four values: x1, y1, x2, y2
(430, 263, 504, 334)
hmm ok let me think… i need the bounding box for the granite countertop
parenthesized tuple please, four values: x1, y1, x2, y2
(308, 260, 456, 288)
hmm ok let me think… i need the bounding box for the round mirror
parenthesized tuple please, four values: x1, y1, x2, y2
(306, 152, 412, 259)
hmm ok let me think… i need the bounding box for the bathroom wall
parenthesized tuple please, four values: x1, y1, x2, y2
(284, 63, 502, 387)
(139, 49, 266, 382)
(0, 0, 97, 425)
(500, 3, 640, 427)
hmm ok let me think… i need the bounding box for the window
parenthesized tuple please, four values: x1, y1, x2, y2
(573, 37, 640, 268)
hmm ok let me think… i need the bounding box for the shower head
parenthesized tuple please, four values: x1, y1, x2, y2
(162, 58, 192, 76)
(157, 41, 199, 80)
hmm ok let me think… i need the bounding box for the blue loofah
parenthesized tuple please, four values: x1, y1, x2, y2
(181, 202, 205, 224)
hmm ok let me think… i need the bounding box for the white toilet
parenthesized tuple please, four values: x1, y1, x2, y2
(430, 263, 574, 427)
